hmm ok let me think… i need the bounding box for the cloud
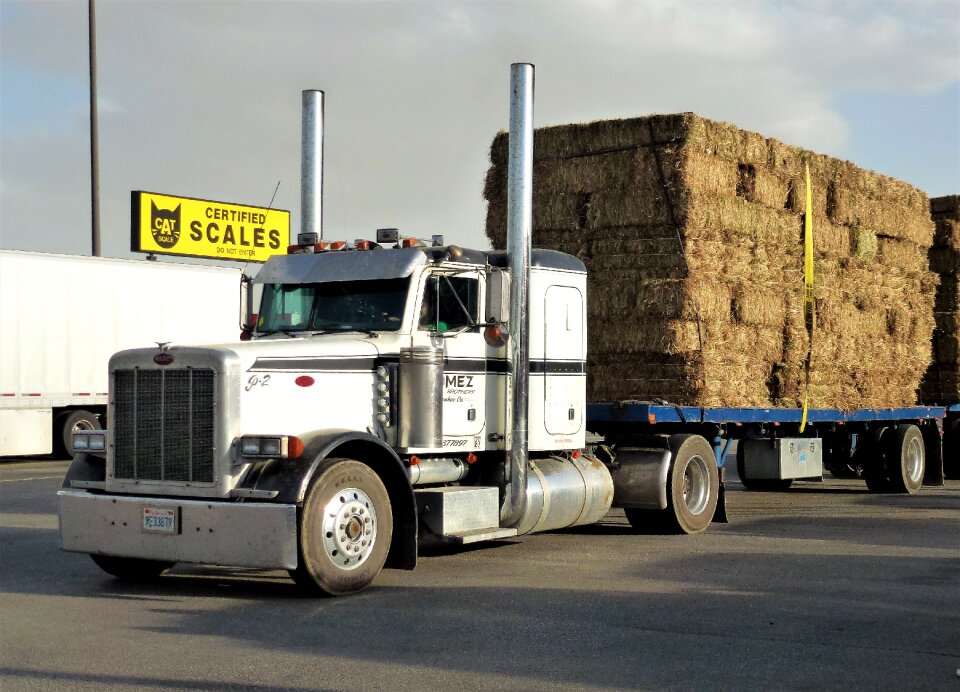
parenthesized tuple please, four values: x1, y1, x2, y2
(2, 0, 957, 257)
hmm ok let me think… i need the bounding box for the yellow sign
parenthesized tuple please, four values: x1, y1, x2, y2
(131, 191, 290, 263)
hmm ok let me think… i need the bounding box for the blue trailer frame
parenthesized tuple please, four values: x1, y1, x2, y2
(586, 402, 947, 487)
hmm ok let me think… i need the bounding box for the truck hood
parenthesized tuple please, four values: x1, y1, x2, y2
(173, 334, 386, 374)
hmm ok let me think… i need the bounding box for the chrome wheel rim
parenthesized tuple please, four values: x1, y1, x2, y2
(682, 455, 710, 515)
(321, 487, 377, 570)
(72, 418, 96, 433)
(905, 437, 923, 484)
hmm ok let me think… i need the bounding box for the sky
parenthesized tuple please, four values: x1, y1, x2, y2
(1, 0, 958, 268)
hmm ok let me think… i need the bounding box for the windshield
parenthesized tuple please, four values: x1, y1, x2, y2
(257, 278, 410, 333)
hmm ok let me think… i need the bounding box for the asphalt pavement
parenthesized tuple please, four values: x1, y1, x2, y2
(1, 458, 958, 691)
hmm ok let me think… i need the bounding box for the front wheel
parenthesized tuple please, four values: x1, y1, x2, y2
(91, 554, 174, 581)
(290, 458, 393, 596)
(626, 434, 719, 535)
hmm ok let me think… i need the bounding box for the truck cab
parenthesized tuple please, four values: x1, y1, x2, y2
(58, 237, 614, 595)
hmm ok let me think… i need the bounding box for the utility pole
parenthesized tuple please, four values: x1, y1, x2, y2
(89, 0, 101, 256)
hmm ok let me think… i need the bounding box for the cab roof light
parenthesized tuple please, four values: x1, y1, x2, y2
(298, 232, 319, 247)
(314, 241, 330, 252)
(401, 238, 424, 249)
(355, 239, 381, 251)
(328, 240, 347, 251)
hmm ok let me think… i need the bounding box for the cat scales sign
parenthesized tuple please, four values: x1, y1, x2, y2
(131, 191, 290, 262)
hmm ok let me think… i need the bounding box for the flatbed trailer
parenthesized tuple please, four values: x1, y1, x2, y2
(586, 403, 947, 494)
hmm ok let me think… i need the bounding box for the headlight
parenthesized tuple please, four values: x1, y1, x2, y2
(72, 430, 106, 454)
(238, 435, 303, 459)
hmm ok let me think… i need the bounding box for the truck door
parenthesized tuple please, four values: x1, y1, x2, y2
(543, 285, 585, 436)
(414, 271, 487, 444)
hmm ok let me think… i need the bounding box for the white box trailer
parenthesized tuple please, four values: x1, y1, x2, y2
(0, 250, 244, 457)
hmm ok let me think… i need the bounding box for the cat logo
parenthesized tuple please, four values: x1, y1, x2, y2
(151, 202, 181, 249)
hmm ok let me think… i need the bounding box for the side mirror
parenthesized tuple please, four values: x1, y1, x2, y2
(240, 274, 256, 337)
(485, 268, 509, 325)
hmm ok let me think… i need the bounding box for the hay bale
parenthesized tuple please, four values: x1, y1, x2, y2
(483, 114, 938, 409)
(920, 195, 960, 404)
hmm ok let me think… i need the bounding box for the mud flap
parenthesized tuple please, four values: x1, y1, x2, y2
(921, 421, 944, 487)
(712, 470, 729, 524)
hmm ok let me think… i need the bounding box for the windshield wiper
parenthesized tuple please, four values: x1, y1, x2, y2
(257, 329, 300, 338)
(311, 328, 380, 339)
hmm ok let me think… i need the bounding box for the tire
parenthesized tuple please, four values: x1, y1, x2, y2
(91, 554, 173, 581)
(54, 409, 102, 459)
(626, 434, 718, 535)
(862, 427, 893, 493)
(944, 417, 960, 480)
(736, 442, 793, 491)
(291, 458, 393, 596)
(823, 434, 857, 478)
(883, 424, 925, 495)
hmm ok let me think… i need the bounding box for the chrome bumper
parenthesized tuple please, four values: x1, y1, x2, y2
(58, 490, 298, 570)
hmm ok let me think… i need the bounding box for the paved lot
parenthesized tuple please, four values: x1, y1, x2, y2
(1, 458, 958, 691)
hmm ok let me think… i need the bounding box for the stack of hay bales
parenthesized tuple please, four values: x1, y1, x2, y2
(920, 195, 960, 404)
(483, 114, 938, 408)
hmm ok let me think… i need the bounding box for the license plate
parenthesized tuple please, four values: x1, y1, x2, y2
(142, 506, 178, 535)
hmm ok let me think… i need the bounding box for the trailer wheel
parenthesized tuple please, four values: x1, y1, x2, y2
(626, 434, 718, 535)
(91, 554, 173, 581)
(736, 443, 793, 491)
(883, 424, 925, 494)
(823, 434, 857, 478)
(944, 417, 959, 480)
(54, 409, 102, 459)
(291, 458, 393, 596)
(862, 427, 893, 493)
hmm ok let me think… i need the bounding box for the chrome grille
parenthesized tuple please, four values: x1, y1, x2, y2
(113, 368, 216, 483)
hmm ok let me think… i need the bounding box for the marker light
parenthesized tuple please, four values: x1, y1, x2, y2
(329, 240, 346, 251)
(401, 238, 424, 248)
(314, 241, 330, 252)
(484, 324, 508, 348)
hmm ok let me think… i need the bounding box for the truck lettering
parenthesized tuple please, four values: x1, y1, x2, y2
(445, 375, 474, 388)
(189, 221, 282, 250)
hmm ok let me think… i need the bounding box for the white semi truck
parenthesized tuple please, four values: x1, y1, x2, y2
(0, 250, 243, 457)
(58, 66, 946, 596)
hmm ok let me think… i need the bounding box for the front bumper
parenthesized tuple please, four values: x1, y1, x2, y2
(58, 490, 298, 570)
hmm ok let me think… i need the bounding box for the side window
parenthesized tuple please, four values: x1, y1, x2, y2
(419, 275, 479, 332)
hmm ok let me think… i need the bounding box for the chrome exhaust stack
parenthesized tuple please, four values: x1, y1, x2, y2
(501, 63, 534, 527)
(300, 89, 324, 244)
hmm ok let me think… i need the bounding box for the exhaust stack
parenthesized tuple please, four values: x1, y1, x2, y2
(301, 89, 324, 241)
(501, 63, 534, 527)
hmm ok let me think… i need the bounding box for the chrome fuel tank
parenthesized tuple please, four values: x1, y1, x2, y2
(513, 454, 613, 535)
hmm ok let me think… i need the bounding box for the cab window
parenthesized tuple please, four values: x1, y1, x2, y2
(419, 275, 479, 332)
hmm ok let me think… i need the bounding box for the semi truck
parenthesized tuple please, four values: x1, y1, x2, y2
(58, 66, 950, 596)
(1, 250, 244, 457)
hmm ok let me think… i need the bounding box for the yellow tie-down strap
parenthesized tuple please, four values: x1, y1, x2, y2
(800, 162, 815, 433)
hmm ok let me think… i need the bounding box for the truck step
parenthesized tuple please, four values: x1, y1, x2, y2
(439, 527, 519, 545)
(415, 486, 512, 542)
